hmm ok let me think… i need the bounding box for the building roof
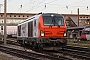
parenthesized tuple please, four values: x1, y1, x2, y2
(0, 13, 90, 16)
(67, 25, 90, 30)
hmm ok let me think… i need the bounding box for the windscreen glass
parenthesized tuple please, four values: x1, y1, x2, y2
(43, 16, 64, 26)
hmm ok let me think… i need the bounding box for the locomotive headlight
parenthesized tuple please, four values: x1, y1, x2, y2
(40, 30, 44, 36)
(64, 32, 66, 36)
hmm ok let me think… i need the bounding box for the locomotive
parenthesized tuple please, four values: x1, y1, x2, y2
(81, 26, 90, 40)
(17, 13, 67, 50)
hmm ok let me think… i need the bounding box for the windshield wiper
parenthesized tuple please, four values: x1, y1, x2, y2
(53, 17, 60, 28)
(49, 17, 54, 28)
(49, 15, 60, 28)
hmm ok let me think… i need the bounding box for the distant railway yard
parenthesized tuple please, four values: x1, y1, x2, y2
(0, 38, 90, 60)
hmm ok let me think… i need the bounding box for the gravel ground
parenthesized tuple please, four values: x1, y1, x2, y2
(0, 44, 31, 60)
(0, 51, 28, 60)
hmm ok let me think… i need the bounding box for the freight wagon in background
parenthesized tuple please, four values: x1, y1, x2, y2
(0, 26, 17, 38)
(17, 13, 67, 50)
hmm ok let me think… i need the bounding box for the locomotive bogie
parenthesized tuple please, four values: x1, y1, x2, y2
(17, 37, 67, 50)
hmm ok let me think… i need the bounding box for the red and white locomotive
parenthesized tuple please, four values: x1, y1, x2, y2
(17, 13, 67, 50)
(81, 26, 90, 40)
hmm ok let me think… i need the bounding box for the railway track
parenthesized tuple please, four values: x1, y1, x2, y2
(60, 45, 90, 60)
(0, 45, 72, 60)
(32, 45, 90, 60)
(0, 39, 90, 60)
(0, 45, 40, 60)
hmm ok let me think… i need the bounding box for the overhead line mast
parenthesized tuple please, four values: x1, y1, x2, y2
(4, 0, 7, 45)
(78, 8, 79, 26)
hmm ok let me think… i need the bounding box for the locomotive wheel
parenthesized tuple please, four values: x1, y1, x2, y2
(34, 43, 38, 49)
(18, 40, 23, 45)
(38, 43, 43, 50)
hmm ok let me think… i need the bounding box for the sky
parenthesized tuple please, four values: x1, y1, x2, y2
(0, 0, 90, 14)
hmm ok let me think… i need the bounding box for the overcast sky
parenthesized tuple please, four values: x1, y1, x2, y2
(0, 0, 90, 14)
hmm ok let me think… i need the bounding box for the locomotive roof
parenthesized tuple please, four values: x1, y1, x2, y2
(42, 13, 63, 17)
(17, 13, 63, 26)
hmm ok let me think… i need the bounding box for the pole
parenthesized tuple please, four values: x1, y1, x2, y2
(78, 8, 79, 26)
(77, 8, 80, 38)
(4, 0, 7, 45)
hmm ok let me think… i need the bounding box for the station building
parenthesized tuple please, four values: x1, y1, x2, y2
(0, 13, 90, 37)
(0, 13, 35, 36)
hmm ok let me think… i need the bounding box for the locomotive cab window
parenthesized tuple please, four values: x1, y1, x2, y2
(34, 20, 36, 27)
(18, 25, 21, 36)
(43, 15, 64, 26)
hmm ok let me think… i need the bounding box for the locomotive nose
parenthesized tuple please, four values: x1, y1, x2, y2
(44, 28, 65, 38)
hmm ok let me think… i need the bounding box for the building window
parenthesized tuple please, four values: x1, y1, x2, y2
(23, 15, 24, 17)
(80, 17, 82, 18)
(27, 16, 29, 17)
(86, 17, 88, 18)
(18, 15, 20, 17)
(14, 15, 16, 17)
(10, 15, 12, 17)
(83, 17, 85, 18)
(1, 15, 3, 17)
